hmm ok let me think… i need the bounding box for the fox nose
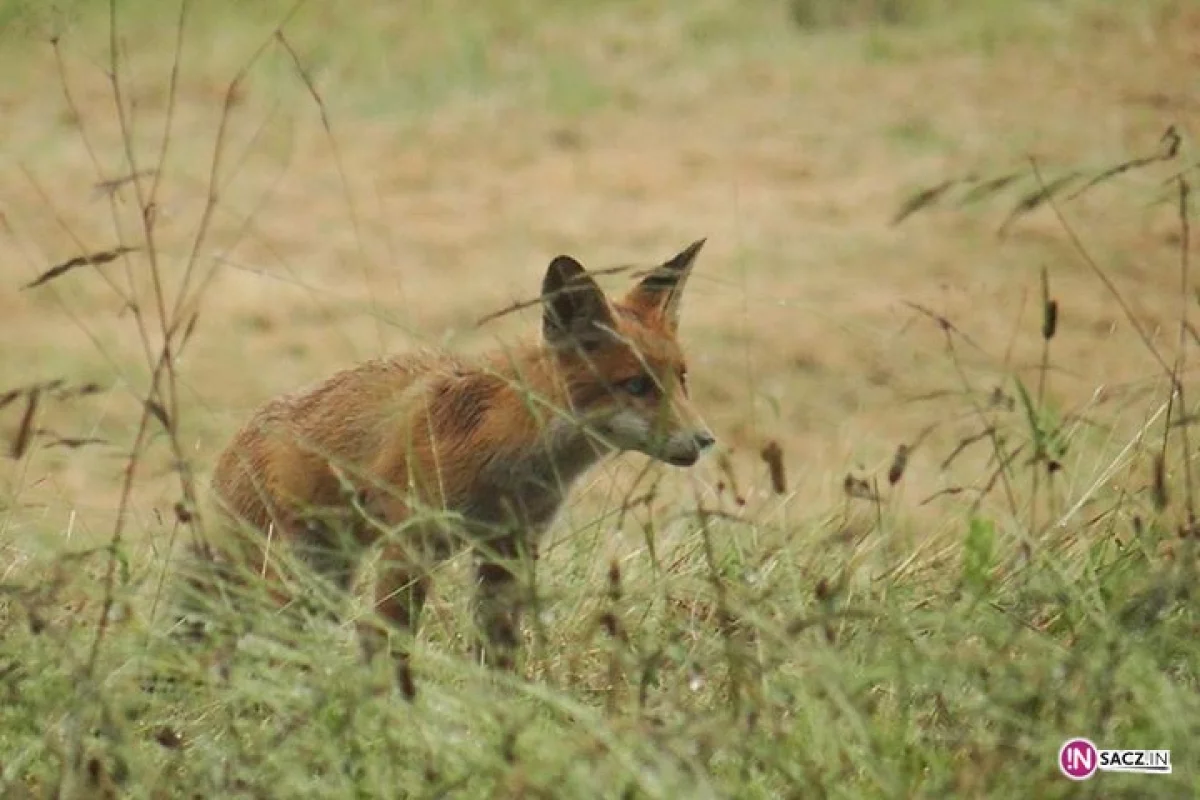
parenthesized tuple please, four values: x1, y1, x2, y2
(694, 431, 716, 451)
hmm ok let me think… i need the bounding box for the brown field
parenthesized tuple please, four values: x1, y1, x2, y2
(3, 1, 1195, 566)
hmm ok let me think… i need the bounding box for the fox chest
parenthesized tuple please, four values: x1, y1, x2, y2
(452, 439, 599, 540)
(457, 476, 569, 539)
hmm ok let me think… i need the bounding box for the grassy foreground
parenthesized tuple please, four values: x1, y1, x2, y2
(2, 0, 1199, 797)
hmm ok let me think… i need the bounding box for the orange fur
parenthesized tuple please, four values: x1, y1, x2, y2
(196, 241, 716, 680)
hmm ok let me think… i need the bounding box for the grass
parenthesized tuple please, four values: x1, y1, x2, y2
(2, 0, 1199, 796)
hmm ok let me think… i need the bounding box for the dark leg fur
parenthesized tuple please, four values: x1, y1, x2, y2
(473, 535, 537, 671)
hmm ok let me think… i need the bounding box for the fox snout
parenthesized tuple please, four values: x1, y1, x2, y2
(644, 393, 716, 467)
(657, 398, 710, 465)
(660, 390, 716, 466)
(662, 428, 716, 467)
(597, 400, 715, 467)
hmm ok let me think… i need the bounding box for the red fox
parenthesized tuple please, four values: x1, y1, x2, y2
(197, 240, 715, 682)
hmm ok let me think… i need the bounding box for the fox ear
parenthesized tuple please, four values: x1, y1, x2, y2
(625, 239, 706, 330)
(542, 255, 616, 349)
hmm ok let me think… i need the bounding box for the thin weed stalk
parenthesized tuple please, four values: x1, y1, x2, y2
(1171, 178, 1196, 530)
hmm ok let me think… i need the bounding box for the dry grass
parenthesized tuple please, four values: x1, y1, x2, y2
(1, 0, 1198, 796)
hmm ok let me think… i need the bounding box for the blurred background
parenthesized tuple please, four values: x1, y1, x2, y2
(0, 0, 1195, 556)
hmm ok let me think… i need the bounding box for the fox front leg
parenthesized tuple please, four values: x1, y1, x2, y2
(473, 534, 538, 671)
(354, 487, 433, 697)
(361, 540, 430, 698)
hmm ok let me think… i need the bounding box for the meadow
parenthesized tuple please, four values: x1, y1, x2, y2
(1, 0, 1198, 796)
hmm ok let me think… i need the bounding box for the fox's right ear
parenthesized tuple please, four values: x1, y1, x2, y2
(542, 255, 616, 349)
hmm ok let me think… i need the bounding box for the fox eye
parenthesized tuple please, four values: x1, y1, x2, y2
(620, 375, 655, 397)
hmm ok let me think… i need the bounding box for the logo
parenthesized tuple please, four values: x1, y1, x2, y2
(1059, 739, 1098, 780)
(1059, 738, 1171, 780)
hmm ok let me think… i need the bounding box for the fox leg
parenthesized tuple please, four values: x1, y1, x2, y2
(361, 540, 430, 696)
(473, 533, 535, 671)
(169, 499, 300, 637)
(293, 505, 367, 598)
(354, 487, 440, 695)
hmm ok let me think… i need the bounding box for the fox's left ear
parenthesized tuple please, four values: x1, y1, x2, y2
(625, 239, 706, 330)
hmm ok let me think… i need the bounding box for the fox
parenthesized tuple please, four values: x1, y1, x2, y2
(193, 239, 715, 685)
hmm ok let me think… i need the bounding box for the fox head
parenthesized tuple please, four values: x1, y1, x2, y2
(541, 240, 716, 467)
